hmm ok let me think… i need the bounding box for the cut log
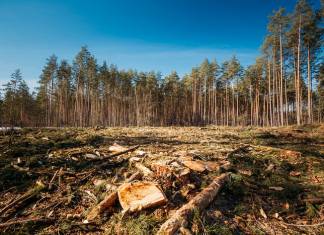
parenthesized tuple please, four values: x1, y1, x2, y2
(86, 171, 142, 221)
(118, 181, 167, 212)
(157, 173, 229, 235)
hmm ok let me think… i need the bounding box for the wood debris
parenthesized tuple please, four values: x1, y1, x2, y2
(182, 160, 220, 172)
(157, 173, 229, 235)
(0, 126, 322, 234)
(134, 163, 154, 177)
(108, 143, 128, 153)
(118, 181, 167, 212)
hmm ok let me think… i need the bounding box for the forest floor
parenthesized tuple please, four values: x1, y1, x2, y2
(0, 125, 323, 235)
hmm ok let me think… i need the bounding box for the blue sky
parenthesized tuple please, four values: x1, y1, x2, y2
(0, 0, 320, 89)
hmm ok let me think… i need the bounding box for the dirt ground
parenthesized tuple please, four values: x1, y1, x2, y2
(0, 125, 323, 234)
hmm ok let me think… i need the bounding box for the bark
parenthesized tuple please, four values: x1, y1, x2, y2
(157, 173, 229, 235)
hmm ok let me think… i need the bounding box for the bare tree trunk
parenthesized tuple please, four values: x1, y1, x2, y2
(279, 27, 284, 126)
(296, 15, 302, 125)
(307, 46, 312, 123)
(268, 59, 273, 126)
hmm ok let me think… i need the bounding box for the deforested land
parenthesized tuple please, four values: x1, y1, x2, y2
(0, 0, 323, 234)
(0, 125, 323, 234)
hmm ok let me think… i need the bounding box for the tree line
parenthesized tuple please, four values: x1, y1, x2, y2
(0, 0, 323, 127)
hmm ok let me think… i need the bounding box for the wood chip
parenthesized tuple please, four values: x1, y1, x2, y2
(134, 163, 154, 177)
(260, 207, 267, 219)
(109, 143, 128, 153)
(182, 160, 220, 172)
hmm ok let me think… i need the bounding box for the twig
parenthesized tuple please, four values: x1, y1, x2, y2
(0, 181, 46, 216)
(58, 167, 63, 186)
(0, 217, 54, 228)
(48, 168, 60, 190)
(90, 145, 140, 162)
(282, 221, 324, 227)
(1, 186, 16, 195)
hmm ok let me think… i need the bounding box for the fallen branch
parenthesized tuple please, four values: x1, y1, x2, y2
(157, 173, 229, 235)
(0, 217, 54, 228)
(0, 181, 46, 216)
(91, 145, 140, 163)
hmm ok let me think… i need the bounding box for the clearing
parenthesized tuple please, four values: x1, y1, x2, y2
(0, 125, 323, 234)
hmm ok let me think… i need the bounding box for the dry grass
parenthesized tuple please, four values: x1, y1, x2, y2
(0, 124, 323, 234)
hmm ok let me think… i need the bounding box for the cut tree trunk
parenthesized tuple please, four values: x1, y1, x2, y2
(157, 173, 229, 235)
(118, 181, 167, 212)
(86, 171, 142, 221)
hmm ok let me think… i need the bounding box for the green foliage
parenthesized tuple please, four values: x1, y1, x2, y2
(305, 202, 320, 218)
